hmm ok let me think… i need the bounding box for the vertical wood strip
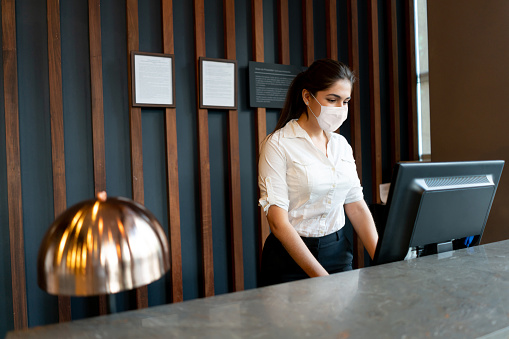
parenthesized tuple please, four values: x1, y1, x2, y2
(47, 0, 72, 322)
(89, 0, 106, 193)
(163, 113, 183, 302)
(252, 0, 269, 267)
(325, 0, 337, 60)
(126, 0, 148, 309)
(2, 0, 28, 329)
(347, 0, 364, 269)
(405, 0, 419, 161)
(368, 0, 382, 204)
(252, 0, 264, 63)
(224, 0, 244, 292)
(193, 0, 215, 298)
(387, 0, 401, 168)
(161, 0, 183, 303)
(302, 0, 314, 66)
(88, 0, 108, 315)
(347, 0, 362, 178)
(277, 0, 290, 65)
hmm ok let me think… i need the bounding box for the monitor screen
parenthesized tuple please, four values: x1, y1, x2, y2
(372, 160, 504, 265)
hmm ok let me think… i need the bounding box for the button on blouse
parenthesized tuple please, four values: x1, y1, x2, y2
(258, 119, 363, 237)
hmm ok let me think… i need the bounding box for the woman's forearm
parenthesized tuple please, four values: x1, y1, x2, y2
(345, 200, 379, 259)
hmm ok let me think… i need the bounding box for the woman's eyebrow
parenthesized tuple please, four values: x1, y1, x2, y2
(327, 93, 351, 100)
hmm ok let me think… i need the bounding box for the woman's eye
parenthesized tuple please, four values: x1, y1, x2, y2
(327, 99, 337, 103)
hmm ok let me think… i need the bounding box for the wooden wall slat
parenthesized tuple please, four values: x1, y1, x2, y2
(226, 109, 244, 291)
(252, 0, 269, 267)
(163, 113, 183, 302)
(47, 0, 72, 322)
(87, 0, 108, 315)
(89, 0, 106, 194)
(252, 0, 264, 63)
(302, 0, 314, 66)
(126, 0, 148, 309)
(224, 0, 244, 292)
(193, 0, 215, 298)
(387, 0, 401, 168)
(325, 0, 337, 60)
(368, 0, 382, 205)
(277, 0, 290, 65)
(161, 0, 183, 303)
(405, 0, 419, 161)
(2, 0, 28, 329)
(347, 0, 364, 269)
(347, 0, 362, 182)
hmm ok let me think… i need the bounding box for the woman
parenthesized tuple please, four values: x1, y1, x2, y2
(258, 58, 378, 286)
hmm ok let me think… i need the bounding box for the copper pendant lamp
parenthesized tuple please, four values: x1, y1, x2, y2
(37, 192, 170, 297)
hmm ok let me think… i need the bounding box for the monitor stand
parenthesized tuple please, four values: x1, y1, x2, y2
(436, 241, 453, 253)
(416, 240, 454, 257)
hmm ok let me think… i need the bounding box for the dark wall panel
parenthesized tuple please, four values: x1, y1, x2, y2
(356, 0, 373, 203)
(16, 0, 59, 327)
(172, 0, 200, 301)
(143, 108, 170, 306)
(236, 0, 258, 290)
(101, 0, 131, 199)
(100, 0, 133, 312)
(137, 0, 170, 308)
(138, 0, 162, 54)
(60, 0, 97, 321)
(209, 111, 230, 294)
(378, 0, 391, 185)
(288, 0, 303, 67)
(313, 0, 327, 61)
(61, 0, 94, 206)
(204, 0, 230, 296)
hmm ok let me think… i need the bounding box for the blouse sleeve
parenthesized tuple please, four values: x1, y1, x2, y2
(258, 137, 290, 214)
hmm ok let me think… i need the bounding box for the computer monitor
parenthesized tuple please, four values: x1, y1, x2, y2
(372, 160, 504, 266)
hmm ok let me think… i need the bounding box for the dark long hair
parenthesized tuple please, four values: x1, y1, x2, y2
(272, 59, 355, 133)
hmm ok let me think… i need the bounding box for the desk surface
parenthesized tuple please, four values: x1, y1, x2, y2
(8, 240, 509, 339)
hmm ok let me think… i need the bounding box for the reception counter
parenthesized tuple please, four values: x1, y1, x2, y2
(7, 240, 509, 338)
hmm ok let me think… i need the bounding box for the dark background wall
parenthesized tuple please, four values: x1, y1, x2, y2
(427, 0, 509, 244)
(0, 0, 413, 336)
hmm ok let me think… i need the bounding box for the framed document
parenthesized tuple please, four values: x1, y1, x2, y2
(131, 51, 176, 107)
(199, 57, 238, 109)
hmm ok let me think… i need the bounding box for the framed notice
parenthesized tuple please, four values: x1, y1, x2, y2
(199, 57, 238, 109)
(131, 51, 176, 107)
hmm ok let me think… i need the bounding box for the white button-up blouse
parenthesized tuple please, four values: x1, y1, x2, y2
(258, 119, 364, 237)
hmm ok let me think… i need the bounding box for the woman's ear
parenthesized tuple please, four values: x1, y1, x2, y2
(302, 89, 310, 105)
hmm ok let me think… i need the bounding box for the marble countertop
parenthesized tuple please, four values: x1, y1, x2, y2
(8, 240, 509, 338)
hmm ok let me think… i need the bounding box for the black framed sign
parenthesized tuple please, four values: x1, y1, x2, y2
(199, 57, 238, 109)
(131, 51, 176, 107)
(248, 61, 306, 108)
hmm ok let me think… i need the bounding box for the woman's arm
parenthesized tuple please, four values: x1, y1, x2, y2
(344, 200, 379, 259)
(266, 205, 329, 277)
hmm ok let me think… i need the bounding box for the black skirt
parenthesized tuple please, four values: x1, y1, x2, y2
(260, 227, 353, 287)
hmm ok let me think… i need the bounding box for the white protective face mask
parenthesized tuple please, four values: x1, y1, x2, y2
(307, 92, 348, 132)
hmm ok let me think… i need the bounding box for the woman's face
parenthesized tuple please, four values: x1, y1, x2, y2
(303, 79, 352, 116)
